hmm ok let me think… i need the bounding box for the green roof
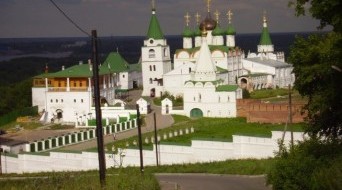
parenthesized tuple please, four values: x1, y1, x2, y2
(194, 27, 202, 36)
(101, 52, 129, 73)
(216, 66, 228, 73)
(216, 85, 239, 92)
(34, 52, 134, 79)
(212, 25, 225, 36)
(259, 27, 272, 45)
(182, 26, 194, 37)
(45, 64, 93, 78)
(147, 13, 164, 39)
(240, 73, 269, 77)
(226, 23, 236, 35)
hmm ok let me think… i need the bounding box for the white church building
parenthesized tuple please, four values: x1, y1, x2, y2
(31, 1, 295, 122)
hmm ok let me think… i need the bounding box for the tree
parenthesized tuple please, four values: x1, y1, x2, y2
(289, 0, 342, 32)
(288, 0, 342, 139)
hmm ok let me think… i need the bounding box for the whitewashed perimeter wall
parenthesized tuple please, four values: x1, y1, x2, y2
(1, 131, 305, 174)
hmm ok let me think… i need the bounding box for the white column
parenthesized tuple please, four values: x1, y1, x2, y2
(103, 76, 106, 89)
(67, 78, 70, 91)
(45, 78, 48, 91)
(88, 78, 91, 91)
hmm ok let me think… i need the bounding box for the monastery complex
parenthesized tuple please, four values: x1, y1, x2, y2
(32, 1, 295, 124)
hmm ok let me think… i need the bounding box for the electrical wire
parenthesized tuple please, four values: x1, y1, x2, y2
(48, 0, 91, 37)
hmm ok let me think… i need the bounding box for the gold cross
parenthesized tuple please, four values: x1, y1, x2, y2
(214, 10, 220, 24)
(184, 12, 191, 26)
(195, 12, 201, 25)
(263, 10, 267, 22)
(206, 0, 212, 13)
(227, 10, 233, 24)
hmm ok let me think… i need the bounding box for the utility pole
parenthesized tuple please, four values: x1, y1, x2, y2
(136, 104, 144, 174)
(153, 112, 159, 166)
(92, 30, 106, 187)
(289, 85, 294, 148)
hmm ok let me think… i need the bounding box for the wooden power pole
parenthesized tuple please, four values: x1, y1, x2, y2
(92, 30, 106, 187)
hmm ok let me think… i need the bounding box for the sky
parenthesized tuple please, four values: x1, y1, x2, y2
(0, 0, 326, 38)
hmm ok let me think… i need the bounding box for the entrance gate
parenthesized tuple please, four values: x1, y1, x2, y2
(190, 108, 203, 118)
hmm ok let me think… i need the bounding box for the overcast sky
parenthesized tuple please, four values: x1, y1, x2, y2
(0, 0, 326, 38)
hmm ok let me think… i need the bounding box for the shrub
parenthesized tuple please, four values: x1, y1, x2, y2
(267, 139, 342, 190)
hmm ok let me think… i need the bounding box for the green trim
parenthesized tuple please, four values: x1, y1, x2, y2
(147, 13, 164, 39)
(216, 66, 228, 73)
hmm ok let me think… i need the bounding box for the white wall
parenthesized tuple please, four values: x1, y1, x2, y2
(32, 87, 46, 112)
(1, 131, 305, 174)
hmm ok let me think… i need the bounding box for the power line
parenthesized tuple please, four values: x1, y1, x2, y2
(48, 0, 91, 37)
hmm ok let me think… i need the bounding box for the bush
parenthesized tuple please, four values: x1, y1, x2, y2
(267, 139, 342, 190)
(0, 106, 38, 127)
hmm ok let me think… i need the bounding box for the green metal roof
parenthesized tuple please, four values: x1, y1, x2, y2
(182, 26, 194, 37)
(101, 52, 129, 73)
(46, 64, 93, 78)
(147, 13, 164, 39)
(216, 66, 228, 73)
(194, 27, 202, 36)
(212, 25, 225, 36)
(259, 27, 272, 45)
(216, 85, 239, 92)
(226, 23, 236, 35)
(34, 52, 134, 79)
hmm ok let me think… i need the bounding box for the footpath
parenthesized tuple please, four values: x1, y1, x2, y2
(62, 91, 174, 151)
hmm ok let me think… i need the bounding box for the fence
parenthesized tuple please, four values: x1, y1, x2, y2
(25, 118, 137, 153)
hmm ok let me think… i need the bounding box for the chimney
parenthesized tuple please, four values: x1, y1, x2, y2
(79, 61, 83, 65)
(62, 65, 65, 70)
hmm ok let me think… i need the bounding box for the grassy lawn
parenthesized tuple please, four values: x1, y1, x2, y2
(89, 116, 304, 152)
(0, 168, 159, 190)
(0, 159, 273, 189)
(0, 121, 43, 132)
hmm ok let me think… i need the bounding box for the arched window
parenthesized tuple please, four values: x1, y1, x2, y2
(153, 65, 156, 71)
(149, 49, 155, 58)
(189, 67, 191, 73)
(149, 65, 152, 71)
(149, 78, 153, 84)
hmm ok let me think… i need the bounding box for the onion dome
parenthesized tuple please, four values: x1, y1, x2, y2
(199, 13, 217, 31)
(182, 26, 194, 37)
(226, 24, 236, 35)
(212, 10, 224, 36)
(194, 27, 202, 36)
(212, 25, 225, 36)
(182, 12, 194, 37)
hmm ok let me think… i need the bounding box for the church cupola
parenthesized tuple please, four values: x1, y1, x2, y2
(146, 0, 164, 40)
(182, 12, 194, 49)
(141, 0, 172, 97)
(194, 12, 202, 47)
(226, 10, 236, 47)
(257, 11, 274, 53)
(212, 10, 225, 45)
(198, 0, 216, 45)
